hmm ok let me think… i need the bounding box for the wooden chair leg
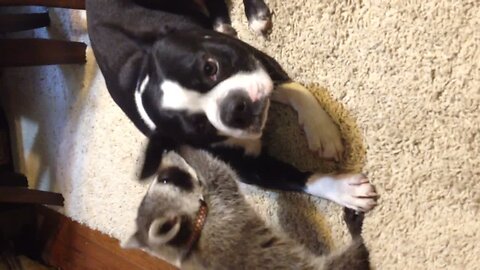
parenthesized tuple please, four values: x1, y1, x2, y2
(0, 0, 85, 9)
(0, 13, 50, 33)
(0, 38, 87, 67)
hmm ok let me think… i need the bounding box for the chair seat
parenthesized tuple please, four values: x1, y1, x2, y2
(0, 38, 87, 67)
(0, 187, 64, 206)
(0, 0, 85, 9)
(0, 12, 50, 33)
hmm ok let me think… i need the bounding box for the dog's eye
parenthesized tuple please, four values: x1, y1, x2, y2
(203, 58, 218, 80)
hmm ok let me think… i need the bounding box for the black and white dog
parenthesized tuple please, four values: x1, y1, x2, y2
(86, 0, 378, 212)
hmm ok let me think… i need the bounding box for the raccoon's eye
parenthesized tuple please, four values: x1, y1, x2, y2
(160, 177, 169, 184)
(158, 217, 178, 234)
(158, 167, 194, 191)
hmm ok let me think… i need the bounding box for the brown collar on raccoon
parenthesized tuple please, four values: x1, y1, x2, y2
(183, 199, 208, 259)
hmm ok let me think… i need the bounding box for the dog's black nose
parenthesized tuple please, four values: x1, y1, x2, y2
(220, 91, 255, 129)
(232, 99, 248, 114)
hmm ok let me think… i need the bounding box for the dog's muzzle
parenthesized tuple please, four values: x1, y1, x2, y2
(219, 90, 269, 133)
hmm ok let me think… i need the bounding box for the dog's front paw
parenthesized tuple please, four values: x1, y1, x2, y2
(299, 107, 344, 161)
(335, 174, 378, 212)
(248, 11, 272, 35)
(272, 82, 344, 160)
(214, 23, 238, 36)
(306, 174, 378, 212)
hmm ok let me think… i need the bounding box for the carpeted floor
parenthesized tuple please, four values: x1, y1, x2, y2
(1, 1, 479, 269)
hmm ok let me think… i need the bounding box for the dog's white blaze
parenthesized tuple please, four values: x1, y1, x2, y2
(214, 68, 273, 102)
(135, 75, 157, 131)
(160, 67, 273, 139)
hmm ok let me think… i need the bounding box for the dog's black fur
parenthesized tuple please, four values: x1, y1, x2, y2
(87, 0, 282, 135)
(86, 0, 312, 188)
(87, 0, 378, 212)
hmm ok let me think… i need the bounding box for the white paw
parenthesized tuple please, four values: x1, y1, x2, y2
(306, 174, 378, 212)
(299, 107, 344, 161)
(272, 82, 344, 160)
(333, 174, 378, 212)
(214, 23, 237, 36)
(249, 12, 272, 35)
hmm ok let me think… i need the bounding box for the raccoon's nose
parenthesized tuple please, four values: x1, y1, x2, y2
(220, 90, 255, 128)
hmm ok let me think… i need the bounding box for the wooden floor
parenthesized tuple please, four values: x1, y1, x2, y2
(36, 207, 177, 270)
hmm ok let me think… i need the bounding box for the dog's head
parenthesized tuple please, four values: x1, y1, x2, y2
(136, 30, 275, 140)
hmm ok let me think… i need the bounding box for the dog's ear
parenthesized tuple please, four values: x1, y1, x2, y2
(248, 45, 290, 83)
(218, 33, 291, 83)
(140, 136, 164, 180)
(140, 132, 177, 180)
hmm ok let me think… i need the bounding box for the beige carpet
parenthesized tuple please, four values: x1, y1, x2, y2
(1, 1, 479, 269)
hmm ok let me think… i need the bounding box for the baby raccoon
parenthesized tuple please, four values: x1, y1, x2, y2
(123, 147, 371, 270)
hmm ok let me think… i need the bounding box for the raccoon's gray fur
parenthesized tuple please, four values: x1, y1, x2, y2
(124, 146, 370, 270)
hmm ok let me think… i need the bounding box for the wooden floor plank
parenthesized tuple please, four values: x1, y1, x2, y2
(36, 206, 177, 270)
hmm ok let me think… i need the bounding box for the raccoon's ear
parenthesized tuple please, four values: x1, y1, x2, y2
(148, 216, 181, 245)
(140, 133, 177, 180)
(122, 232, 144, 249)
